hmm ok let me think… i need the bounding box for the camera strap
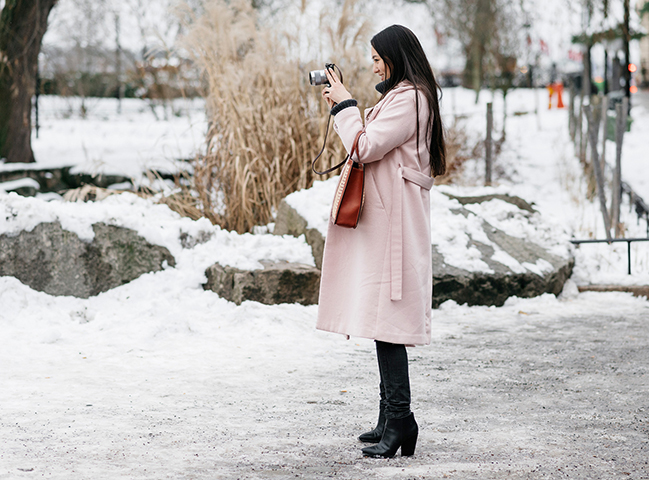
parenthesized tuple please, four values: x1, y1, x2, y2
(312, 119, 364, 176)
(311, 115, 348, 175)
(311, 63, 347, 175)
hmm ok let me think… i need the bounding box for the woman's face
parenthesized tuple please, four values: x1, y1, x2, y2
(371, 46, 389, 81)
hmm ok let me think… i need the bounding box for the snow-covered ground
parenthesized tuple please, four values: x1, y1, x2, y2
(8, 96, 208, 183)
(1, 87, 648, 478)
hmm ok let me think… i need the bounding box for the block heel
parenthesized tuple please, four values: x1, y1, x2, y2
(400, 429, 418, 456)
(361, 412, 418, 458)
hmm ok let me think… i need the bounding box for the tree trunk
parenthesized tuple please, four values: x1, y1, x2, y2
(0, 0, 57, 163)
(471, 0, 493, 103)
(582, 42, 592, 99)
(623, 0, 631, 107)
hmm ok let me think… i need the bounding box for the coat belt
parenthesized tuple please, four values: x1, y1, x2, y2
(390, 165, 435, 301)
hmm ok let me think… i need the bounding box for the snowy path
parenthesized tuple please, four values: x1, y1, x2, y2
(2, 285, 648, 479)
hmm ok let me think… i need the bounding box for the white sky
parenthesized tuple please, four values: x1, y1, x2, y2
(38, 0, 645, 72)
(37, 0, 646, 78)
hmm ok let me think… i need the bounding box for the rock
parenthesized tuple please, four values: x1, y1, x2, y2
(432, 218, 574, 308)
(274, 199, 325, 269)
(442, 193, 537, 214)
(204, 260, 320, 305)
(179, 229, 213, 249)
(0, 222, 175, 298)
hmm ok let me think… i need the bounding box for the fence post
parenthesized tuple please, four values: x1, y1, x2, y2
(115, 13, 123, 115)
(485, 102, 493, 186)
(600, 93, 608, 175)
(584, 104, 612, 240)
(536, 86, 541, 130)
(569, 82, 575, 141)
(35, 63, 40, 139)
(611, 97, 629, 237)
(578, 95, 586, 163)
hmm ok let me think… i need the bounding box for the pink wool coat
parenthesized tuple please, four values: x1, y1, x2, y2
(316, 82, 434, 346)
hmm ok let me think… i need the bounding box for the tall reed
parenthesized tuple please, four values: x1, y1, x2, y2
(178, 0, 375, 233)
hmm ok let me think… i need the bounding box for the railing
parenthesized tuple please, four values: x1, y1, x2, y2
(570, 237, 649, 274)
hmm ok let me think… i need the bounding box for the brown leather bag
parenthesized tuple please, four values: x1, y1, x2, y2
(312, 131, 365, 228)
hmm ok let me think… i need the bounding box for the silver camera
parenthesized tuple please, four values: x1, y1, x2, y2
(309, 63, 339, 86)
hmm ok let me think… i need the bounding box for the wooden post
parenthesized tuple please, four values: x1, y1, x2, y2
(485, 102, 493, 186)
(578, 95, 585, 163)
(35, 63, 40, 139)
(569, 82, 575, 141)
(584, 104, 611, 240)
(115, 13, 123, 115)
(575, 93, 580, 148)
(600, 93, 608, 175)
(611, 97, 629, 237)
(536, 85, 541, 130)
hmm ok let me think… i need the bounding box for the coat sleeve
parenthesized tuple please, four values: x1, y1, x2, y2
(333, 90, 418, 164)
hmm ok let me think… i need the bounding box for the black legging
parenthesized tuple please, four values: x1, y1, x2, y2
(375, 340, 411, 420)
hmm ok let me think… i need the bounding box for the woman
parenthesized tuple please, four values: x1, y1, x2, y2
(317, 24, 446, 458)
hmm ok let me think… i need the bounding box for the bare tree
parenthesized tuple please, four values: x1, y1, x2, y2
(467, 0, 497, 101)
(0, 0, 57, 163)
(59, 0, 110, 116)
(432, 0, 523, 103)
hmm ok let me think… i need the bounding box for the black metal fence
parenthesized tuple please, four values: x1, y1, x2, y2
(570, 238, 649, 275)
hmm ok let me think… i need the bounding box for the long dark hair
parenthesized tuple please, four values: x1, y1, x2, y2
(371, 25, 446, 177)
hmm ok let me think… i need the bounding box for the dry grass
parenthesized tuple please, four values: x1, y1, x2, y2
(61, 171, 208, 222)
(434, 119, 481, 185)
(139, 170, 207, 222)
(62, 185, 125, 202)
(177, 0, 375, 233)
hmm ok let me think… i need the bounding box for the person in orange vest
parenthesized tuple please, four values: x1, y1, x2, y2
(547, 82, 565, 109)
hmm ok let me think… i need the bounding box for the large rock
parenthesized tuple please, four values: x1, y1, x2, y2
(274, 199, 325, 270)
(431, 216, 573, 308)
(0, 222, 175, 297)
(430, 195, 573, 307)
(274, 191, 574, 308)
(203, 260, 320, 306)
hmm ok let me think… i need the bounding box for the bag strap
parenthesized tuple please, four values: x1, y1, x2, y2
(312, 129, 363, 176)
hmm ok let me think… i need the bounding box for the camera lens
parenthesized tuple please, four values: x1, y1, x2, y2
(309, 69, 327, 86)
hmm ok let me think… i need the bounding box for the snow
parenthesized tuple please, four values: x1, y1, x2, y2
(0, 177, 40, 193)
(1, 86, 649, 477)
(6, 96, 208, 183)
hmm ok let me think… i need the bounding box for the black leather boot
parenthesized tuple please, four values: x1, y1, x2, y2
(358, 407, 386, 443)
(361, 412, 418, 458)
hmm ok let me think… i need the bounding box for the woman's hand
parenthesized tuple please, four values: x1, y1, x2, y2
(322, 67, 353, 108)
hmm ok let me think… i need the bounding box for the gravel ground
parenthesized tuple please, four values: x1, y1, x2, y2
(2, 293, 648, 479)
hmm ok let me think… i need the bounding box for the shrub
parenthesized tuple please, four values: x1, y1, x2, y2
(178, 0, 375, 233)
